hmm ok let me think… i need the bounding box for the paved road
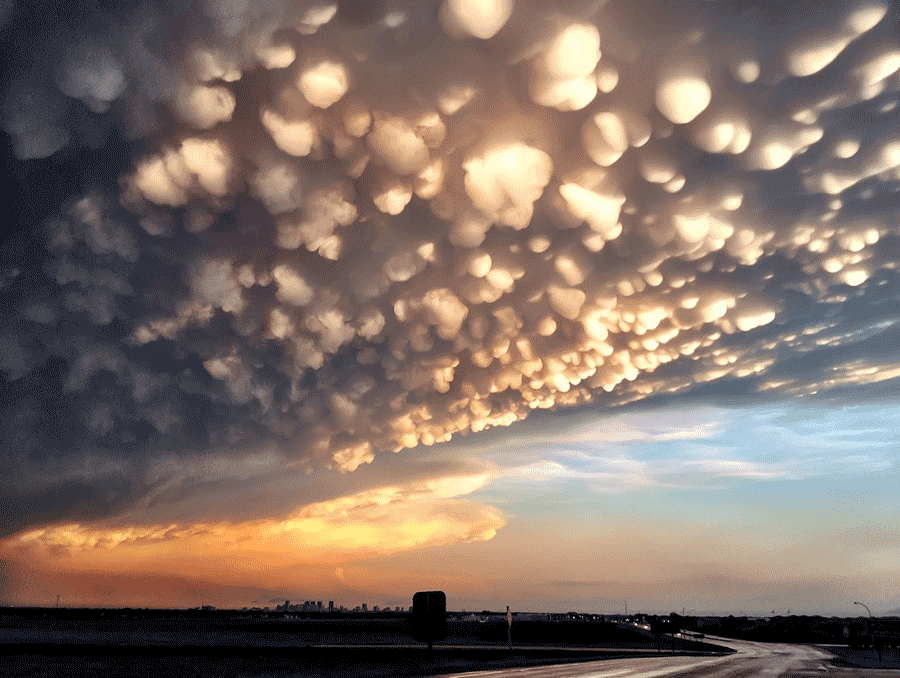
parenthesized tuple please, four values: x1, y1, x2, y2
(429, 636, 841, 678)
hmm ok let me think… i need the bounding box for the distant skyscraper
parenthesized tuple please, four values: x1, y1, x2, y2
(328, 601, 334, 612)
(317, 601, 323, 611)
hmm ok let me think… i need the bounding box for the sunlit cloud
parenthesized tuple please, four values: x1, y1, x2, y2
(505, 457, 660, 493)
(761, 358, 900, 396)
(566, 409, 726, 444)
(0, 469, 503, 583)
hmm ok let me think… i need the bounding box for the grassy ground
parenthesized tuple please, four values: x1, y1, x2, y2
(0, 617, 723, 651)
(0, 617, 730, 678)
(0, 647, 729, 678)
(817, 645, 900, 670)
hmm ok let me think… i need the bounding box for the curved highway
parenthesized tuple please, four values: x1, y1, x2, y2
(430, 636, 836, 678)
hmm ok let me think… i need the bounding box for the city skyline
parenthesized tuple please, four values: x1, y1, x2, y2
(5, 596, 899, 620)
(2, 0, 900, 617)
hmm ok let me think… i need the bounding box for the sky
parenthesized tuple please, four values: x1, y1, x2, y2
(0, 0, 899, 616)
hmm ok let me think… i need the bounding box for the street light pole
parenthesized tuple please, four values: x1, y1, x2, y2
(854, 601, 873, 650)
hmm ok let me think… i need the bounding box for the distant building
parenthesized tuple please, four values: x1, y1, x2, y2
(317, 601, 323, 612)
(362, 604, 368, 612)
(373, 605, 380, 612)
(328, 601, 334, 612)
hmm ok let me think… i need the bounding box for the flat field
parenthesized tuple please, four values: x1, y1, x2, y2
(0, 615, 729, 678)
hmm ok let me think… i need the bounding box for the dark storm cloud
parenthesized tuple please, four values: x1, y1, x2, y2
(2, 0, 900, 537)
(0, 558, 17, 605)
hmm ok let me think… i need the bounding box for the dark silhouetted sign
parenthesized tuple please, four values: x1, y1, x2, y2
(411, 591, 446, 644)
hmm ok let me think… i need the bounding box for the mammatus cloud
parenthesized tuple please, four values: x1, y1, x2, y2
(1, 0, 900, 539)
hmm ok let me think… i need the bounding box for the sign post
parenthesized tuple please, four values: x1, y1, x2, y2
(507, 606, 512, 652)
(411, 591, 447, 652)
(651, 619, 669, 653)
